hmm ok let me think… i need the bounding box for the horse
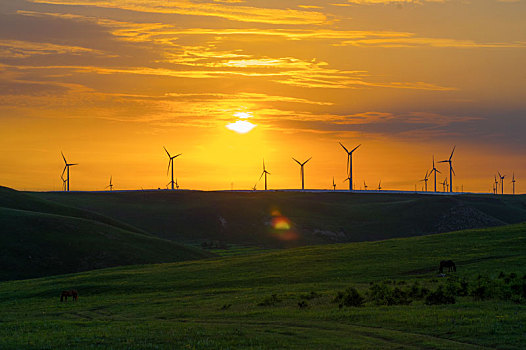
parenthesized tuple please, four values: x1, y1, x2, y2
(439, 260, 456, 273)
(60, 290, 78, 302)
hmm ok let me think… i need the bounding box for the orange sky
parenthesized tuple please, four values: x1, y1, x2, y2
(0, 0, 525, 193)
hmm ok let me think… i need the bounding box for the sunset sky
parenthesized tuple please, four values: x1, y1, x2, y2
(1, 0, 525, 192)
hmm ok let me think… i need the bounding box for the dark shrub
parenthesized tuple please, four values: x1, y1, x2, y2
(334, 287, 364, 307)
(408, 281, 430, 300)
(298, 301, 308, 309)
(367, 283, 412, 306)
(425, 286, 456, 305)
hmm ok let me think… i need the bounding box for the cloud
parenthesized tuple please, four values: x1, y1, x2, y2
(30, 0, 328, 25)
(0, 39, 103, 58)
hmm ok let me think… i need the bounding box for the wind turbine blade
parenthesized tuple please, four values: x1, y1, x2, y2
(61, 152, 67, 164)
(173, 153, 182, 158)
(69, 163, 78, 166)
(163, 146, 171, 158)
(339, 142, 349, 153)
(292, 157, 301, 165)
(438, 160, 448, 163)
(303, 157, 312, 165)
(61, 166, 67, 178)
(263, 159, 266, 171)
(436, 169, 441, 174)
(350, 144, 361, 153)
(258, 172, 264, 182)
(498, 171, 502, 178)
(451, 167, 456, 176)
(167, 158, 172, 175)
(449, 145, 456, 160)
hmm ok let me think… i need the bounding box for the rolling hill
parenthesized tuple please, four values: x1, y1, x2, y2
(0, 221, 524, 349)
(0, 187, 213, 281)
(35, 190, 526, 247)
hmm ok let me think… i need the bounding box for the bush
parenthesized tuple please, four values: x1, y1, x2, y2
(367, 283, 412, 306)
(408, 281, 430, 300)
(334, 287, 364, 307)
(425, 286, 456, 305)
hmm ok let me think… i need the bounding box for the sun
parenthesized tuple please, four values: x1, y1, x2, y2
(226, 120, 256, 134)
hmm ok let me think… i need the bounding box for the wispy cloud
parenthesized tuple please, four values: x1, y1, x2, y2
(30, 0, 328, 24)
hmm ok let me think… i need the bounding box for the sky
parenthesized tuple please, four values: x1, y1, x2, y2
(0, 0, 525, 193)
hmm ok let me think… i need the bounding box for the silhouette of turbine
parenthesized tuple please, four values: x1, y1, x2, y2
(258, 159, 270, 191)
(498, 172, 506, 194)
(292, 157, 311, 190)
(105, 176, 113, 191)
(429, 156, 441, 192)
(364, 181, 368, 191)
(419, 170, 430, 192)
(332, 177, 336, 191)
(441, 178, 449, 192)
(61, 152, 77, 192)
(377, 180, 382, 191)
(511, 173, 516, 195)
(175, 178, 180, 190)
(339, 142, 360, 191)
(438, 146, 455, 193)
(494, 175, 499, 195)
(164, 146, 181, 190)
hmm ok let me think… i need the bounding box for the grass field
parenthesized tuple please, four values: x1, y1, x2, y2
(1, 222, 524, 349)
(35, 190, 526, 248)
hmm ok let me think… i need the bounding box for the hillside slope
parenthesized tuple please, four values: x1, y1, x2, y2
(0, 222, 524, 349)
(0, 187, 213, 281)
(35, 190, 526, 247)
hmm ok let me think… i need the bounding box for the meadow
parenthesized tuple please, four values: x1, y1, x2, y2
(1, 222, 524, 349)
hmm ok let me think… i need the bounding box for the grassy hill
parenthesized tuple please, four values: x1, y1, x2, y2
(0, 187, 213, 281)
(35, 190, 526, 247)
(0, 222, 524, 349)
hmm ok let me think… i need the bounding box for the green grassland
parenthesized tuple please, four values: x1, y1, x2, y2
(35, 190, 526, 248)
(0, 222, 524, 349)
(0, 187, 213, 281)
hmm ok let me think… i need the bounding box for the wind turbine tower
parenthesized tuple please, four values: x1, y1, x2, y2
(106, 176, 113, 191)
(364, 181, 368, 191)
(420, 170, 430, 192)
(292, 157, 311, 190)
(164, 146, 182, 190)
(438, 146, 456, 193)
(339, 142, 360, 191)
(61, 152, 78, 192)
(498, 172, 506, 194)
(429, 156, 441, 192)
(258, 159, 270, 191)
(332, 177, 336, 191)
(512, 173, 516, 195)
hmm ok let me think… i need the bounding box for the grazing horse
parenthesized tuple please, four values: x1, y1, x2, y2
(60, 290, 78, 302)
(439, 260, 456, 273)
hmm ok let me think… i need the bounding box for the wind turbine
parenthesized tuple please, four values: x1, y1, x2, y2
(61, 152, 77, 192)
(438, 146, 455, 193)
(377, 180, 382, 191)
(364, 181, 368, 191)
(494, 175, 499, 195)
(441, 178, 448, 192)
(419, 170, 430, 192)
(498, 172, 506, 194)
(429, 156, 441, 192)
(105, 176, 113, 191)
(339, 142, 360, 191)
(511, 173, 516, 195)
(332, 177, 336, 191)
(258, 159, 270, 191)
(164, 146, 182, 190)
(175, 178, 180, 190)
(292, 157, 311, 190)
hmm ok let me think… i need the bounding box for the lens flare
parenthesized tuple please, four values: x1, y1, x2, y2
(269, 208, 298, 241)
